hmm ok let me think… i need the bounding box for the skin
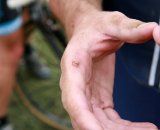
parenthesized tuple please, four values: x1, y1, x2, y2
(49, 0, 160, 130)
(0, 28, 24, 117)
(0, 8, 30, 118)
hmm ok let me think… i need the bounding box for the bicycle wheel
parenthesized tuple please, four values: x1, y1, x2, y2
(16, 25, 72, 130)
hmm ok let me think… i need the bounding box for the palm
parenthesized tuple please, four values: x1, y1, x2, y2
(86, 53, 117, 128)
(85, 54, 156, 130)
(60, 11, 159, 130)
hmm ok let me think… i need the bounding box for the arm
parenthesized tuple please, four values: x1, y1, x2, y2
(49, 0, 102, 37)
(49, 0, 160, 130)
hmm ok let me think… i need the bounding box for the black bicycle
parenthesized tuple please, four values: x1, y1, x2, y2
(15, 0, 73, 130)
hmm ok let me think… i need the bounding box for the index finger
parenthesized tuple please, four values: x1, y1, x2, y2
(153, 25, 160, 44)
(60, 44, 103, 130)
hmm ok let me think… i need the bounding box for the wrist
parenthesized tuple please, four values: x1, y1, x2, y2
(64, 6, 101, 39)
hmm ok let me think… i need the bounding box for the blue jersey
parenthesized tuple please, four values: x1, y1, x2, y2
(103, 0, 160, 87)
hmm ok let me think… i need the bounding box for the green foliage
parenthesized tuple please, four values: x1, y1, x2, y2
(9, 30, 68, 130)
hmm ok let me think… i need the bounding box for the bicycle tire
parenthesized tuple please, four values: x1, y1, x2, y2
(16, 24, 73, 130)
(15, 84, 72, 130)
(16, 29, 72, 130)
(16, 1, 74, 129)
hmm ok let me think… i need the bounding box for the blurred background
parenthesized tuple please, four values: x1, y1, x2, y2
(6, 0, 70, 129)
(9, 28, 69, 130)
(9, 93, 55, 130)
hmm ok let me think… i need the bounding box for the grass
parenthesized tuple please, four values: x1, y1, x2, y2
(8, 29, 69, 130)
(9, 93, 55, 130)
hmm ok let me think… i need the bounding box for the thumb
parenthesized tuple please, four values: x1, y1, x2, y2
(110, 18, 158, 43)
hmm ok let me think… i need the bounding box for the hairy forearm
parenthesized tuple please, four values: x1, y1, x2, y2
(49, 0, 102, 37)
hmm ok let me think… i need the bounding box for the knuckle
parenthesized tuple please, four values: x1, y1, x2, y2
(64, 45, 90, 68)
(111, 11, 126, 22)
(113, 11, 125, 17)
(122, 19, 142, 29)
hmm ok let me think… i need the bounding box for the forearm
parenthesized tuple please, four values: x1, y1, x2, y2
(49, 0, 102, 37)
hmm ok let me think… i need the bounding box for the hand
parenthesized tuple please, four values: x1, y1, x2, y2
(60, 11, 160, 130)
